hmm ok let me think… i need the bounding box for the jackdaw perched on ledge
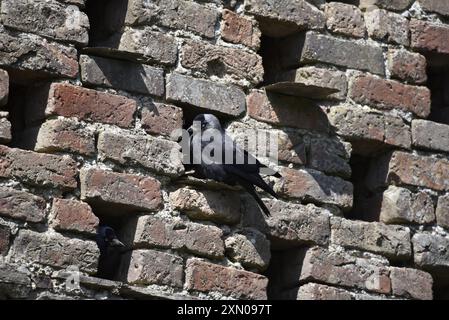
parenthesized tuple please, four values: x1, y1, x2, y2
(96, 225, 126, 280)
(184, 114, 281, 216)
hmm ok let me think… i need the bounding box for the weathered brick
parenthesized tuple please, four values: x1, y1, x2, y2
(308, 136, 352, 178)
(390, 267, 433, 300)
(50, 199, 99, 235)
(46, 83, 136, 128)
(221, 10, 261, 50)
(0, 69, 8, 106)
(410, 19, 449, 54)
(418, 0, 449, 17)
(0, 187, 46, 223)
(412, 120, 449, 153)
(276, 66, 347, 101)
(0, 27, 78, 78)
(181, 40, 264, 85)
(170, 188, 241, 225)
(365, 9, 409, 46)
(436, 195, 449, 229)
(0, 146, 77, 190)
(324, 3, 365, 38)
(0, 263, 32, 299)
(1, 0, 89, 45)
(412, 232, 449, 274)
(369, 151, 449, 191)
(166, 73, 246, 117)
(331, 217, 411, 260)
(98, 131, 184, 177)
(118, 28, 178, 65)
(0, 225, 10, 255)
(284, 32, 384, 75)
(359, 0, 414, 11)
(0, 118, 11, 144)
(247, 89, 330, 133)
(126, 249, 184, 288)
(126, 0, 218, 38)
(130, 215, 225, 259)
(349, 74, 431, 118)
(141, 103, 183, 137)
(12, 229, 99, 274)
(387, 49, 427, 84)
(58, 0, 85, 7)
(79, 55, 165, 96)
(295, 283, 353, 300)
(185, 258, 268, 299)
(225, 228, 270, 271)
(34, 118, 96, 156)
(276, 167, 353, 210)
(244, 0, 325, 37)
(80, 168, 163, 212)
(380, 186, 435, 225)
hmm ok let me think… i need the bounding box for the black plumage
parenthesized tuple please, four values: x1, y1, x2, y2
(96, 225, 125, 280)
(185, 114, 281, 216)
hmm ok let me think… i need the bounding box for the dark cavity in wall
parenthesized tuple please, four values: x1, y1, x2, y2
(426, 54, 449, 125)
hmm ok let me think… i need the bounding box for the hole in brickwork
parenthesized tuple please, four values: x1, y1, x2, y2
(426, 57, 449, 125)
(86, 0, 128, 47)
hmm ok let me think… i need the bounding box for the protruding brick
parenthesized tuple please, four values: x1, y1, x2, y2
(50, 199, 99, 235)
(418, 0, 449, 16)
(46, 83, 137, 128)
(1, 0, 89, 45)
(410, 19, 449, 54)
(0, 146, 77, 190)
(80, 168, 163, 212)
(412, 232, 449, 275)
(185, 258, 268, 299)
(0, 118, 11, 144)
(126, 249, 184, 288)
(276, 167, 353, 210)
(166, 73, 246, 117)
(0, 28, 78, 78)
(80, 55, 165, 96)
(387, 49, 427, 84)
(324, 3, 365, 38)
(221, 10, 261, 50)
(365, 9, 409, 46)
(181, 40, 263, 85)
(331, 217, 411, 260)
(295, 283, 353, 300)
(247, 89, 330, 132)
(0, 187, 46, 223)
(169, 188, 241, 225)
(0, 225, 10, 255)
(141, 103, 183, 137)
(34, 118, 96, 156)
(131, 215, 225, 259)
(244, 0, 325, 37)
(98, 131, 184, 177)
(380, 186, 435, 225)
(390, 267, 433, 300)
(349, 74, 431, 118)
(0, 69, 8, 106)
(412, 120, 449, 153)
(436, 195, 449, 229)
(359, 0, 414, 11)
(12, 230, 99, 274)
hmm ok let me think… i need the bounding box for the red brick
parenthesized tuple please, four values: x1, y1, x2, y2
(365, 9, 409, 46)
(80, 168, 163, 212)
(46, 83, 136, 128)
(0, 69, 8, 106)
(141, 103, 183, 137)
(0, 225, 11, 255)
(221, 10, 261, 50)
(390, 267, 433, 300)
(0, 145, 77, 190)
(324, 3, 365, 38)
(349, 74, 431, 118)
(126, 249, 184, 288)
(247, 89, 330, 132)
(185, 259, 268, 299)
(387, 49, 427, 84)
(50, 199, 99, 235)
(0, 187, 46, 223)
(410, 19, 449, 54)
(34, 118, 96, 156)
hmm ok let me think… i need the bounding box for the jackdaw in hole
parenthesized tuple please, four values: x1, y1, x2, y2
(184, 114, 281, 216)
(96, 225, 126, 280)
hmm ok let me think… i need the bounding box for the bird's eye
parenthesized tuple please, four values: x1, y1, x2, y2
(201, 123, 206, 129)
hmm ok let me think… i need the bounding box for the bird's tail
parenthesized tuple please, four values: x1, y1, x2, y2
(241, 180, 271, 217)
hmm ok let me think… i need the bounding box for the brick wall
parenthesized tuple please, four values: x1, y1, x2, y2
(0, 0, 449, 300)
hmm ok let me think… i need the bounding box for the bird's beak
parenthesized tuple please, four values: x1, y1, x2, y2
(110, 238, 125, 247)
(187, 126, 193, 135)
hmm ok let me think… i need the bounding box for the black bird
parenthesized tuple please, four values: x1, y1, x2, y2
(185, 114, 281, 216)
(96, 225, 126, 280)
